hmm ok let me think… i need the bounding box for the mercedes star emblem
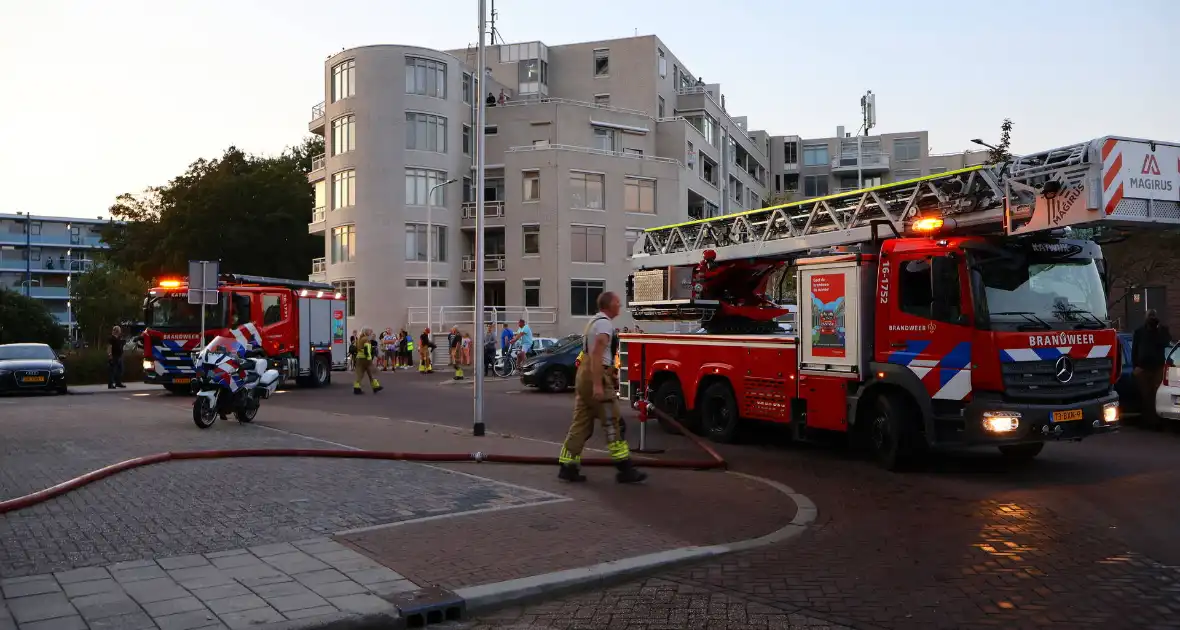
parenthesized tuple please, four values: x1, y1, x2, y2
(1054, 355, 1075, 384)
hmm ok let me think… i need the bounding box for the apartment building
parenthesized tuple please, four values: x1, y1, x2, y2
(768, 127, 989, 202)
(0, 213, 109, 332)
(306, 36, 770, 335)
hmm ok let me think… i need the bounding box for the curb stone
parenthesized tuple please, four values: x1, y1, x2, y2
(274, 611, 405, 630)
(452, 471, 817, 615)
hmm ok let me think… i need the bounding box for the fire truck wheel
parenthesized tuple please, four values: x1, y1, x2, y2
(300, 356, 331, 388)
(699, 381, 739, 443)
(652, 379, 691, 435)
(998, 443, 1044, 461)
(871, 393, 918, 471)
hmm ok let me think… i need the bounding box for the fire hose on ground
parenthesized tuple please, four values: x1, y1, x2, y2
(0, 402, 724, 516)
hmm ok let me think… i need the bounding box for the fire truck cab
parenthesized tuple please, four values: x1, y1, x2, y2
(142, 275, 348, 393)
(621, 135, 1180, 469)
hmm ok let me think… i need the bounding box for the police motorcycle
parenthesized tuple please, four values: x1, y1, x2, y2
(191, 324, 280, 429)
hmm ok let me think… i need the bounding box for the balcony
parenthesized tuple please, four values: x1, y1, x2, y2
(0, 234, 105, 248)
(461, 201, 505, 227)
(830, 152, 891, 174)
(310, 154, 325, 173)
(461, 254, 506, 274)
(309, 207, 326, 234)
(310, 101, 325, 134)
(309, 257, 326, 282)
(6, 286, 70, 299)
(0, 258, 94, 273)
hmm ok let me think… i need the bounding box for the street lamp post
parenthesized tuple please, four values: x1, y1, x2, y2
(66, 239, 73, 344)
(18, 211, 31, 297)
(425, 178, 458, 342)
(473, 0, 489, 437)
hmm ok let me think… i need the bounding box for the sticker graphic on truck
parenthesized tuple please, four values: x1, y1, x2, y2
(810, 274, 846, 358)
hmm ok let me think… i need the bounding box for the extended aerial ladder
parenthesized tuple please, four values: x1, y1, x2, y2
(627, 136, 1180, 326)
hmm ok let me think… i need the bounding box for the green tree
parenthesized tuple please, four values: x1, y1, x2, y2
(986, 119, 1014, 165)
(70, 265, 149, 346)
(103, 136, 325, 280)
(0, 289, 67, 348)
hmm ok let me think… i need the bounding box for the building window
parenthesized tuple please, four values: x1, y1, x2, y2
(330, 225, 355, 264)
(331, 280, 355, 317)
(533, 139, 549, 146)
(624, 148, 643, 157)
(802, 144, 829, 167)
(331, 59, 355, 102)
(624, 177, 656, 214)
(405, 168, 449, 206)
(406, 278, 447, 288)
(893, 169, 921, 182)
(462, 177, 474, 203)
(593, 49, 609, 76)
(406, 112, 447, 152)
(658, 49, 667, 78)
(774, 174, 780, 192)
(462, 73, 472, 104)
(462, 125, 471, 155)
(523, 279, 540, 307)
(404, 223, 447, 262)
(569, 171, 605, 210)
(522, 224, 540, 255)
(594, 94, 610, 106)
(894, 137, 920, 161)
(928, 166, 948, 174)
(332, 170, 356, 209)
(405, 56, 447, 99)
(522, 170, 540, 202)
(658, 96, 665, 118)
(332, 115, 355, 156)
(803, 175, 829, 198)
(592, 126, 617, 152)
(485, 125, 498, 135)
(784, 141, 798, 164)
(314, 180, 326, 214)
(571, 225, 605, 263)
(571, 280, 605, 316)
(625, 228, 643, 258)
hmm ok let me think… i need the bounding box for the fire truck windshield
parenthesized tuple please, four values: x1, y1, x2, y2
(144, 294, 226, 329)
(975, 257, 1108, 330)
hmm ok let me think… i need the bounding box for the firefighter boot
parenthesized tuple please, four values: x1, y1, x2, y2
(615, 459, 647, 484)
(371, 379, 382, 393)
(353, 383, 363, 395)
(453, 366, 464, 380)
(557, 464, 587, 482)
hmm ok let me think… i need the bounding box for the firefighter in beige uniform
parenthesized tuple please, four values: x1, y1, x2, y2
(353, 328, 383, 394)
(558, 291, 647, 484)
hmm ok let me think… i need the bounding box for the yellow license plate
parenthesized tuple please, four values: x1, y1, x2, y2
(172, 378, 191, 384)
(21, 376, 46, 383)
(1052, 409, 1083, 423)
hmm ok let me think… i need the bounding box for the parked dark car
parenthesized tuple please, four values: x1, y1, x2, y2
(0, 343, 68, 395)
(520, 338, 582, 392)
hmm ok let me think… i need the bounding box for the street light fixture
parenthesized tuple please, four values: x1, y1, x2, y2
(971, 138, 999, 151)
(425, 178, 458, 340)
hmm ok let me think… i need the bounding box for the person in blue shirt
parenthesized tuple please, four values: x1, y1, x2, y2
(512, 319, 534, 366)
(499, 323, 513, 357)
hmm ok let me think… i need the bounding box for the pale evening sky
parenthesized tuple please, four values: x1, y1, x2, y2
(2, 0, 1176, 217)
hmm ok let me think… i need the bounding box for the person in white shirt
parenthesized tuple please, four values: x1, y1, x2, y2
(557, 291, 646, 484)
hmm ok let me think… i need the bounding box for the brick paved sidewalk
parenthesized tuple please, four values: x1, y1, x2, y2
(254, 410, 801, 592)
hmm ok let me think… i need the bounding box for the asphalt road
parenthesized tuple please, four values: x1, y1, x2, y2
(8, 371, 1180, 628)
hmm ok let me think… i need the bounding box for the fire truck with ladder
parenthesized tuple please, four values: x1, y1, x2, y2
(620, 136, 1180, 469)
(142, 274, 348, 393)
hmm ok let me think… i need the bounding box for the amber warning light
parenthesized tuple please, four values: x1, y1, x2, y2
(158, 279, 182, 288)
(910, 217, 946, 234)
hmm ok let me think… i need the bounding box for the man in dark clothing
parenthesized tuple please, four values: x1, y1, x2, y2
(1133, 309, 1172, 428)
(483, 323, 497, 375)
(107, 326, 126, 389)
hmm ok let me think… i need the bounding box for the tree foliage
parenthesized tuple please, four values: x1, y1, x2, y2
(986, 119, 1014, 165)
(70, 265, 149, 346)
(0, 289, 67, 348)
(102, 136, 324, 280)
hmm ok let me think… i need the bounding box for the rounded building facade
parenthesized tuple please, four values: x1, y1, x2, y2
(316, 45, 473, 333)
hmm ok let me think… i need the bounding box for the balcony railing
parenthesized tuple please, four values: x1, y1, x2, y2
(505, 144, 681, 167)
(462, 254, 506, 272)
(311, 207, 326, 224)
(0, 258, 93, 272)
(461, 201, 505, 220)
(312, 257, 326, 274)
(311, 101, 325, 121)
(830, 151, 891, 172)
(311, 154, 325, 172)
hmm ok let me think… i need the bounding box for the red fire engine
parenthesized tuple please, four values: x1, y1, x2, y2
(620, 136, 1180, 469)
(142, 274, 348, 393)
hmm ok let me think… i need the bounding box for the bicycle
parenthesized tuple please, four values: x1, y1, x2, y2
(493, 342, 524, 377)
